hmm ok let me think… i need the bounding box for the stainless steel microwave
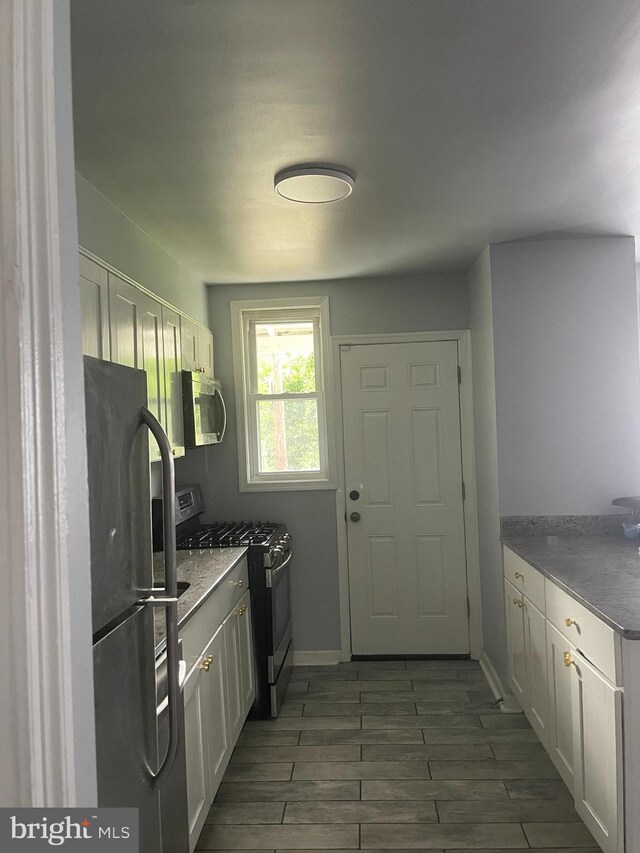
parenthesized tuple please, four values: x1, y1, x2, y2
(182, 371, 227, 447)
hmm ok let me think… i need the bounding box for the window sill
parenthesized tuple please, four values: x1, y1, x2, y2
(239, 479, 337, 493)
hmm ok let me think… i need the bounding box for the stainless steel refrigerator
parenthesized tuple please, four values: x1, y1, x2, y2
(85, 356, 188, 853)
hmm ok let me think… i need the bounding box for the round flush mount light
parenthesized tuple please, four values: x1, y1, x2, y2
(274, 165, 355, 204)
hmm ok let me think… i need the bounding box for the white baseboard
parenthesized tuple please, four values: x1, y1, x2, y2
(479, 651, 522, 713)
(292, 650, 342, 666)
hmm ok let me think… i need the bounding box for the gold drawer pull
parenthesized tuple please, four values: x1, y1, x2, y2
(563, 651, 576, 668)
(512, 597, 523, 608)
(236, 604, 247, 616)
(232, 579, 244, 588)
(199, 654, 214, 672)
(565, 618, 578, 629)
(514, 572, 524, 581)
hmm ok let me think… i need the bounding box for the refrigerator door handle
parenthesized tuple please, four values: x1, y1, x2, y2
(141, 406, 179, 788)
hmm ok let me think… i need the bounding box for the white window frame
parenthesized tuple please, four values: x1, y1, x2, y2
(231, 296, 336, 491)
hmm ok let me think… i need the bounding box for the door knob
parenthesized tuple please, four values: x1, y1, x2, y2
(350, 512, 361, 522)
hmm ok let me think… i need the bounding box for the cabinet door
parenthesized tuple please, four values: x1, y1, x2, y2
(546, 620, 575, 789)
(139, 292, 165, 463)
(197, 327, 214, 379)
(79, 255, 110, 359)
(183, 660, 209, 852)
(162, 306, 185, 458)
(571, 649, 623, 853)
(223, 608, 244, 743)
(504, 578, 527, 707)
(238, 591, 256, 716)
(200, 624, 231, 799)
(181, 316, 199, 373)
(523, 596, 549, 746)
(108, 273, 142, 369)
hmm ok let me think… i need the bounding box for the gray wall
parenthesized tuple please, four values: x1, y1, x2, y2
(491, 237, 640, 515)
(467, 250, 507, 685)
(76, 173, 208, 324)
(176, 273, 468, 651)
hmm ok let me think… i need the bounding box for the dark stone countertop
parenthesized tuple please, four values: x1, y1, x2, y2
(153, 547, 247, 652)
(502, 534, 640, 640)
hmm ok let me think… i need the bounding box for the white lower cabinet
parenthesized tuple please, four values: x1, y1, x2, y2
(182, 579, 254, 852)
(504, 546, 624, 853)
(522, 593, 549, 744)
(545, 621, 575, 788)
(504, 578, 548, 745)
(570, 649, 623, 853)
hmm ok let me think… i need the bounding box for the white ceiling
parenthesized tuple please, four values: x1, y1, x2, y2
(71, 0, 640, 284)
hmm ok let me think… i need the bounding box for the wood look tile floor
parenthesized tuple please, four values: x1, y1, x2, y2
(196, 661, 599, 851)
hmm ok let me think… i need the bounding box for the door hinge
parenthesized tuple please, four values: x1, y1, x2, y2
(467, 595, 471, 618)
(462, 481, 466, 501)
(457, 365, 462, 384)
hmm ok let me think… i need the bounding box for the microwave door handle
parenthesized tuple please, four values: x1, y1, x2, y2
(216, 386, 227, 441)
(140, 406, 179, 788)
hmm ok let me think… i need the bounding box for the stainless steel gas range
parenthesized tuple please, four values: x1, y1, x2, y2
(153, 485, 293, 718)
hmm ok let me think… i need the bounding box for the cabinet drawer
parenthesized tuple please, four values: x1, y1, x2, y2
(180, 557, 248, 674)
(503, 547, 545, 611)
(545, 579, 618, 684)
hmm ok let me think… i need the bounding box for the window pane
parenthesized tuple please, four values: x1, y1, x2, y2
(256, 398, 320, 473)
(255, 321, 316, 394)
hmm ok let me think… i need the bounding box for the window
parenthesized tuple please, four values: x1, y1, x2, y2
(231, 297, 334, 490)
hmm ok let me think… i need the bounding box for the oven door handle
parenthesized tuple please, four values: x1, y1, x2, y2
(266, 550, 292, 588)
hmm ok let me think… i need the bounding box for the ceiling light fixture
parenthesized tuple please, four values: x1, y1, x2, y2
(274, 165, 355, 204)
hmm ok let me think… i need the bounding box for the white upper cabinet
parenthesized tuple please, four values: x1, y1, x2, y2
(79, 255, 110, 360)
(181, 316, 199, 373)
(108, 273, 143, 369)
(197, 327, 214, 379)
(162, 306, 185, 458)
(182, 316, 214, 379)
(83, 252, 214, 457)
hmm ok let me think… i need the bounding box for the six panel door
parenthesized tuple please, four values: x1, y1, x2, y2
(341, 340, 468, 655)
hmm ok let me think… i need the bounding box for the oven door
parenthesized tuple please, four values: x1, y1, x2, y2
(267, 550, 292, 683)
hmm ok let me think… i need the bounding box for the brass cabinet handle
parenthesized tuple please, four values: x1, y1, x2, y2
(563, 651, 576, 668)
(236, 604, 247, 616)
(232, 579, 244, 588)
(512, 597, 523, 608)
(514, 572, 524, 581)
(199, 654, 214, 672)
(565, 618, 578, 629)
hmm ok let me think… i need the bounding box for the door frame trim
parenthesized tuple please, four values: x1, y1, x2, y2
(0, 0, 96, 804)
(332, 330, 482, 661)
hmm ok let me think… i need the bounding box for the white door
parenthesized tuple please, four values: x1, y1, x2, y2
(341, 340, 468, 655)
(570, 649, 623, 853)
(201, 625, 230, 798)
(546, 621, 575, 789)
